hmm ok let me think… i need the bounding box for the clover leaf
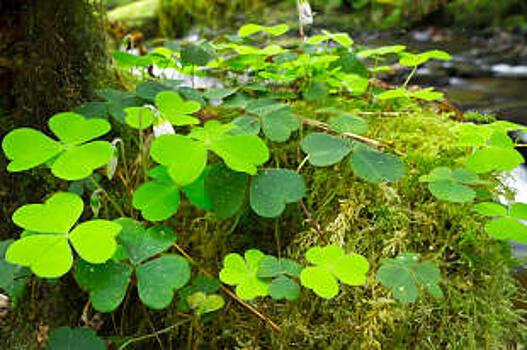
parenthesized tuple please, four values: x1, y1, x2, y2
(350, 149, 406, 183)
(46, 327, 106, 350)
(261, 108, 299, 143)
(419, 167, 485, 203)
(204, 164, 248, 218)
(238, 23, 289, 37)
(133, 178, 181, 221)
(203, 88, 238, 100)
(124, 107, 155, 130)
(268, 276, 300, 301)
(187, 292, 225, 316)
(219, 249, 270, 300)
(115, 218, 177, 265)
(74, 259, 133, 312)
(301, 133, 351, 167)
(0, 240, 30, 305)
(474, 202, 527, 242)
(300, 245, 369, 299)
(257, 255, 303, 301)
(307, 30, 353, 47)
(177, 275, 222, 311)
(155, 91, 201, 126)
(137, 255, 191, 309)
(466, 146, 523, 174)
(317, 108, 368, 135)
(6, 192, 121, 278)
(96, 88, 144, 123)
(249, 169, 306, 218)
(2, 112, 112, 180)
(377, 253, 443, 303)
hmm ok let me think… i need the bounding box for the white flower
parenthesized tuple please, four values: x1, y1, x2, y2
(153, 119, 175, 138)
(298, 0, 314, 25)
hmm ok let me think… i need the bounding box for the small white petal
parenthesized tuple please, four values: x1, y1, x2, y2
(153, 120, 176, 138)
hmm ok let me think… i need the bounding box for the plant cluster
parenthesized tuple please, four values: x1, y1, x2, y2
(1, 23, 526, 348)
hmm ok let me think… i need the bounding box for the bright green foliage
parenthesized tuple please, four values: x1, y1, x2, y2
(301, 133, 351, 167)
(303, 81, 329, 101)
(137, 255, 191, 309)
(219, 249, 269, 300)
(0, 240, 29, 305)
(46, 327, 106, 350)
(177, 275, 222, 311)
(136, 80, 180, 102)
(2, 113, 112, 180)
(203, 88, 238, 100)
(268, 276, 300, 301)
(419, 167, 485, 203)
(150, 135, 207, 186)
(238, 23, 289, 37)
(155, 91, 201, 126)
(180, 44, 216, 66)
(6, 193, 121, 277)
(358, 45, 406, 58)
(307, 30, 354, 47)
(377, 253, 443, 303)
(115, 218, 177, 265)
(318, 108, 368, 135)
(113, 50, 152, 69)
(466, 147, 523, 174)
(250, 169, 306, 218)
(187, 292, 225, 316)
(75, 259, 133, 312)
(96, 89, 144, 123)
(474, 202, 527, 242)
(124, 107, 155, 129)
(229, 116, 261, 135)
(257, 255, 303, 301)
(204, 164, 248, 218)
(399, 50, 452, 67)
(377, 88, 444, 102)
(300, 245, 369, 298)
(350, 149, 406, 183)
(181, 168, 213, 210)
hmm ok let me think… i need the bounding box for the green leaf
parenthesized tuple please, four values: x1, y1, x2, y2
(358, 45, 406, 58)
(510, 202, 527, 220)
(13, 192, 83, 234)
(350, 150, 406, 183)
(301, 133, 351, 167)
(246, 99, 288, 117)
(187, 292, 225, 316)
(136, 80, 179, 102)
(74, 259, 132, 312)
(3, 128, 64, 172)
(51, 141, 113, 181)
(177, 275, 221, 311)
(124, 107, 155, 130)
(300, 245, 369, 299)
(69, 220, 122, 264)
(466, 147, 523, 174)
(229, 116, 261, 136)
(325, 112, 368, 135)
(262, 109, 299, 142)
(303, 81, 329, 101)
(473, 202, 508, 217)
(48, 112, 111, 146)
(377, 253, 442, 303)
(485, 217, 527, 242)
(204, 164, 248, 219)
(46, 327, 106, 350)
(74, 102, 109, 120)
(113, 51, 152, 69)
(137, 255, 191, 309)
(250, 169, 306, 218)
(155, 91, 201, 126)
(115, 218, 177, 264)
(238, 24, 289, 37)
(180, 44, 215, 66)
(307, 30, 353, 47)
(150, 135, 208, 186)
(428, 180, 476, 203)
(257, 255, 303, 278)
(0, 240, 30, 305)
(219, 249, 269, 300)
(203, 88, 238, 100)
(181, 169, 212, 211)
(132, 181, 181, 221)
(269, 276, 299, 301)
(209, 134, 269, 175)
(6, 235, 72, 278)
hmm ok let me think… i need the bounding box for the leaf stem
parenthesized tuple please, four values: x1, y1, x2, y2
(300, 200, 328, 245)
(172, 243, 282, 332)
(118, 317, 192, 350)
(88, 176, 126, 217)
(402, 65, 418, 88)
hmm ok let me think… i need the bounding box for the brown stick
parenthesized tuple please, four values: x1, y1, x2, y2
(172, 243, 282, 333)
(300, 200, 328, 245)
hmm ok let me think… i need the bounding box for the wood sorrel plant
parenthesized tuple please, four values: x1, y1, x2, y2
(1, 22, 526, 345)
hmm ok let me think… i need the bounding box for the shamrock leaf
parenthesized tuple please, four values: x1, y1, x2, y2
(187, 292, 225, 316)
(257, 255, 303, 301)
(208, 134, 269, 175)
(137, 255, 191, 309)
(74, 259, 133, 312)
(133, 178, 181, 221)
(203, 88, 238, 100)
(0, 240, 30, 305)
(219, 249, 269, 300)
(300, 245, 369, 299)
(238, 23, 289, 37)
(6, 192, 121, 278)
(419, 167, 485, 203)
(46, 327, 106, 350)
(377, 253, 443, 303)
(96, 88, 144, 123)
(466, 147, 523, 174)
(350, 149, 406, 183)
(136, 80, 180, 102)
(204, 164, 248, 218)
(155, 91, 201, 126)
(115, 218, 177, 265)
(229, 116, 261, 136)
(307, 30, 353, 47)
(124, 107, 155, 130)
(303, 81, 329, 101)
(177, 275, 221, 311)
(3, 113, 112, 180)
(250, 169, 306, 218)
(180, 44, 216, 67)
(301, 133, 351, 167)
(474, 202, 527, 242)
(317, 108, 368, 135)
(150, 135, 207, 186)
(262, 108, 299, 143)
(269, 276, 300, 301)
(181, 168, 212, 211)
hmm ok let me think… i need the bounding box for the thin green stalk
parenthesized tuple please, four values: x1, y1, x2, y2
(402, 65, 418, 88)
(118, 318, 191, 350)
(88, 176, 126, 217)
